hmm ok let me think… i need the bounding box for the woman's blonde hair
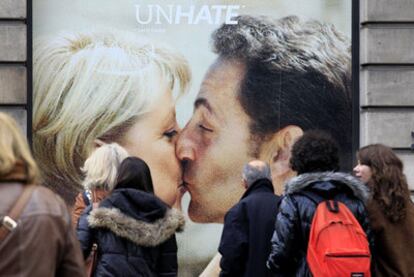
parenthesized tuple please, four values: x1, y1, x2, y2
(82, 143, 128, 191)
(33, 31, 190, 199)
(0, 112, 39, 183)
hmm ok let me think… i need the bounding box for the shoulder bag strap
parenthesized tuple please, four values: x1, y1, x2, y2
(0, 185, 36, 241)
(82, 191, 91, 206)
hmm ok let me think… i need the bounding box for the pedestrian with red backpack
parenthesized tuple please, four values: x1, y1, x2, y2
(267, 130, 374, 277)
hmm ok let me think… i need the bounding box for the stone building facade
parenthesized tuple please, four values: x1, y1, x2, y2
(0, 0, 413, 191)
(0, 0, 28, 135)
(359, 0, 414, 190)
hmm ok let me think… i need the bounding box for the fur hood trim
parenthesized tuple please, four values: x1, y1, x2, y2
(284, 171, 371, 203)
(88, 208, 185, 247)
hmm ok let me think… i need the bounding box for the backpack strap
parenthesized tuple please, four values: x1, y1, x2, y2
(297, 191, 339, 213)
(0, 185, 36, 241)
(296, 190, 325, 205)
(326, 200, 339, 213)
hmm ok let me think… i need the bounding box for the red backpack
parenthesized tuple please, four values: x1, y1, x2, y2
(301, 191, 371, 277)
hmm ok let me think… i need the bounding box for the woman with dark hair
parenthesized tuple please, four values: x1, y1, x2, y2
(77, 157, 185, 276)
(115, 157, 154, 193)
(354, 144, 414, 276)
(267, 130, 373, 276)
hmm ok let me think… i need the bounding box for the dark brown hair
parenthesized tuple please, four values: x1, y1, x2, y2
(357, 144, 410, 222)
(115, 157, 154, 193)
(212, 15, 352, 170)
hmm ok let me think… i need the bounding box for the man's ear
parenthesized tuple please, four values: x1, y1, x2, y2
(242, 178, 248, 189)
(259, 125, 303, 195)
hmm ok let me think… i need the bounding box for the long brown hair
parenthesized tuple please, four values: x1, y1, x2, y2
(357, 144, 410, 222)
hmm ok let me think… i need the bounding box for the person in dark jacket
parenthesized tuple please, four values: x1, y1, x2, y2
(77, 157, 185, 276)
(267, 130, 373, 276)
(219, 160, 281, 277)
(355, 144, 414, 277)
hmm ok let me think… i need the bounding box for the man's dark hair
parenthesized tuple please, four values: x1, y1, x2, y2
(212, 15, 352, 170)
(290, 130, 339, 175)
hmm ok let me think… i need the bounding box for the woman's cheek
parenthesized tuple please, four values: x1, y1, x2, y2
(154, 183, 176, 206)
(149, 142, 180, 205)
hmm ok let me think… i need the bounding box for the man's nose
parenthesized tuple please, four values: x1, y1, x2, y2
(176, 128, 196, 164)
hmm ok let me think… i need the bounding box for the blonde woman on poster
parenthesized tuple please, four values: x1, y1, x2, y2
(33, 31, 190, 209)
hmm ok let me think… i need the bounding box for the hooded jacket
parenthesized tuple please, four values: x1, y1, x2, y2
(0, 163, 86, 277)
(77, 188, 185, 277)
(267, 172, 373, 276)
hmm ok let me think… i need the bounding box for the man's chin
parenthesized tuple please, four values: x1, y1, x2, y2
(187, 201, 224, 224)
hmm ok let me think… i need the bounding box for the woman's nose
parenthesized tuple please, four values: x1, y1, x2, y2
(353, 165, 359, 173)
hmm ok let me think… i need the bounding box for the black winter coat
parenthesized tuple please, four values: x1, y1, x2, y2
(267, 172, 373, 277)
(219, 179, 281, 277)
(77, 188, 185, 277)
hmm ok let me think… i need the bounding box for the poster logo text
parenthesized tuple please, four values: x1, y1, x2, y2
(135, 5, 241, 25)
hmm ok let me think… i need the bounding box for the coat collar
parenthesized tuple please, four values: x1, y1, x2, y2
(284, 171, 371, 203)
(88, 207, 185, 247)
(242, 178, 274, 199)
(103, 189, 168, 222)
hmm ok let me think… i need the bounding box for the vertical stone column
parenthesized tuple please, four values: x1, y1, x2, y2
(0, 0, 28, 134)
(360, 0, 414, 190)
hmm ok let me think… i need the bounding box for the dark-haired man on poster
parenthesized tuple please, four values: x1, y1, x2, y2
(177, 14, 352, 225)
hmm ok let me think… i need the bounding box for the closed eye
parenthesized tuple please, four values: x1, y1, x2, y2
(164, 130, 178, 139)
(198, 124, 213, 132)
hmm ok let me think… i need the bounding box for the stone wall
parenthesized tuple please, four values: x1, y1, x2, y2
(360, 0, 414, 190)
(0, 0, 28, 134)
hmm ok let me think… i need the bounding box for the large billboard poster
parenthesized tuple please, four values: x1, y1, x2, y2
(33, 1, 352, 275)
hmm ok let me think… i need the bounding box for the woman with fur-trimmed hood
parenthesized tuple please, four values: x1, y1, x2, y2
(267, 131, 374, 276)
(77, 157, 185, 276)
